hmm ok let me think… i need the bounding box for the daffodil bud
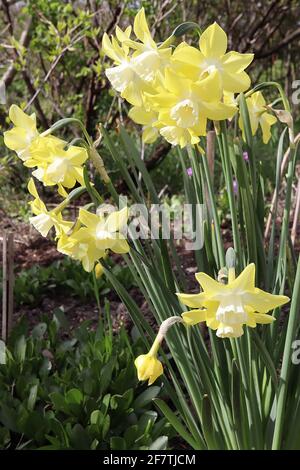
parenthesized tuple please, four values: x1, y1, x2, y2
(95, 262, 104, 279)
(134, 350, 163, 385)
(135, 316, 182, 385)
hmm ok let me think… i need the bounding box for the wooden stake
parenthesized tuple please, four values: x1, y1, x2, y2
(2, 232, 14, 341)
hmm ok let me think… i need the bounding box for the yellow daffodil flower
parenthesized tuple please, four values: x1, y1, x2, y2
(102, 27, 151, 106)
(3, 105, 70, 169)
(4, 105, 39, 161)
(57, 232, 99, 273)
(117, 8, 171, 83)
(135, 336, 163, 385)
(57, 207, 130, 272)
(239, 91, 277, 144)
(102, 8, 170, 106)
(128, 106, 159, 143)
(177, 264, 289, 338)
(103, 11, 247, 147)
(171, 22, 254, 94)
(28, 178, 73, 237)
(147, 68, 237, 147)
(25, 139, 88, 189)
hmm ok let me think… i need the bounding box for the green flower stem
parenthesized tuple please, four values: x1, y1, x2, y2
(92, 269, 103, 329)
(238, 93, 257, 206)
(231, 338, 262, 449)
(220, 122, 242, 269)
(272, 255, 300, 449)
(274, 143, 299, 290)
(83, 165, 103, 206)
(52, 186, 86, 214)
(244, 81, 291, 113)
(198, 146, 225, 268)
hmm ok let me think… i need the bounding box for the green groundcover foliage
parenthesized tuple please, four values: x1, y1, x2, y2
(0, 308, 174, 450)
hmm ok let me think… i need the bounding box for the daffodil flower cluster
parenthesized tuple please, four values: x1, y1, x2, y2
(57, 207, 130, 273)
(27, 178, 73, 237)
(103, 8, 278, 146)
(3, 104, 130, 273)
(4, 105, 88, 196)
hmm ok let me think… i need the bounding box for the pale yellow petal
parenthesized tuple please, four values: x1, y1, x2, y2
(9, 104, 36, 130)
(104, 207, 128, 233)
(230, 263, 255, 291)
(199, 22, 227, 58)
(172, 43, 204, 68)
(133, 8, 153, 45)
(4, 128, 28, 151)
(222, 70, 251, 93)
(195, 272, 226, 294)
(164, 67, 191, 95)
(129, 106, 155, 125)
(79, 208, 99, 229)
(260, 113, 277, 144)
(142, 127, 159, 144)
(181, 309, 207, 325)
(244, 289, 289, 313)
(221, 52, 254, 73)
(121, 80, 144, 107)
(27, 177, 39, 199)
(111, 236, 130, 254)
(192, 69, 222, 102)
(176, 291, 207, 308)
(201, 101, 237, 121)
(66, 146, 88, 165)
(252, 313, 275, 324)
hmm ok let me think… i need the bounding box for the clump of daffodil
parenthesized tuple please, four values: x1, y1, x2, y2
(177, 263, 289, 338)
(102, 10, 254, 148)
(3, 105, 88, 195)
(146, 67, 237, 147)
(239, 91, 277, 144)
(135, 317, 182, 385)
(57, 207, 130, 272)
(28, 178, 73, 237)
